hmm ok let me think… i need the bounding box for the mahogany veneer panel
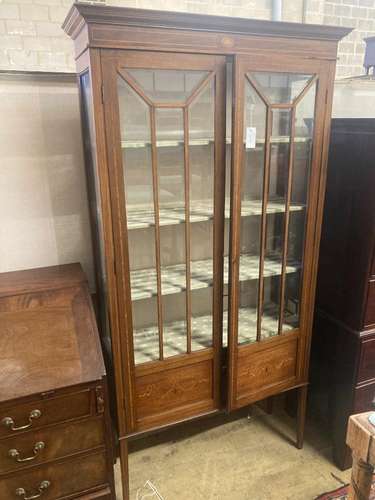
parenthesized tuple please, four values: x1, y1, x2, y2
(0, 416, 104, 475)
(0, 390, 92, 440)
(358, 337, 375, 384)
(353, 382, 375, 413)
(77, 489, 112, 499)
(365, 281, 375, 328)
(0, 263, 86, 299)
(0, 283, 105, 401)
(0, 451, 107, 499)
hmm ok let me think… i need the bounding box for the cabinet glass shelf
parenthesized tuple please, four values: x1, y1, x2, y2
(134, 306, 296, 364)
(127, 199, 305, 230)
(130, 254, 300, 301)
(121, 136, 311, 149)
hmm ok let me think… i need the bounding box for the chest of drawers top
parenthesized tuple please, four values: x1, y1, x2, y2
(0, 263, 106, 404)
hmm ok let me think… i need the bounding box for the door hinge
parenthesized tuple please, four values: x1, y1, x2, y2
(101, 83, 105, 104)
(325, 88, 329, 106)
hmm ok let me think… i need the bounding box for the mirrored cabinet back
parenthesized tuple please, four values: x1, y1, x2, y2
(63, 4, 351, 498)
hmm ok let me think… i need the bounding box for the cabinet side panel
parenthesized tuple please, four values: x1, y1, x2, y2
(79, 49, 134, 435)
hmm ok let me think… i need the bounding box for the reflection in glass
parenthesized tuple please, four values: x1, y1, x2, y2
(251, 72, 313, 104)
(189, 80, 215, 350)
(155, 108, 187, 357)
(238, 81, 266, 345)
(258, 109, 290, 340)
(282, 82, 317, 331)
(118, 77, 159, 364)
(127, 69, 209, 103)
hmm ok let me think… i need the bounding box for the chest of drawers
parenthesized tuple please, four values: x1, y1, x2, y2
(0, 264, 115, 499)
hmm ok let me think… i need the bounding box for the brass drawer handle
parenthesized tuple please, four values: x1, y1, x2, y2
(2, 410, 42, 432)
(9, 441, 45, 463)
(15, 480, 50, 499)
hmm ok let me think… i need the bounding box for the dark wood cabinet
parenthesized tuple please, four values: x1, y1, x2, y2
(313, 118, 375, 470)
(62, 4, 350, 497)
(0, 264, 115, 499)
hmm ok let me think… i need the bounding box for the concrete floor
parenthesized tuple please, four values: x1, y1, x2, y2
(114, 404, 352, 500)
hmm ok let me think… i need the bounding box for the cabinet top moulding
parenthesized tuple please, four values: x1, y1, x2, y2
(62, 3, 351, 60)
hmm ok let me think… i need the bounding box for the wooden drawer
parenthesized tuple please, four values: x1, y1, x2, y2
(358, 336, 375, 384)
(77, 488, 112, 499)
(0, 451, 108, 500)
(0, 389, 92, 440)
(353, 382, 375, 413)
(0, 417, 104, 475)
(364, 280, 375, 327)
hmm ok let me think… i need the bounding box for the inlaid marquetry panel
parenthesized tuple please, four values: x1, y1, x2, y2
(236, 336, 298, 399)
(135, 359, 213, 421)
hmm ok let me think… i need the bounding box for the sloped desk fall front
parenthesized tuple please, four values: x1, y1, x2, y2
(0, 264, 115, 499)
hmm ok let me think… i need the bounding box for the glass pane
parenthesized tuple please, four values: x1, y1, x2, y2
(250, 72, 313, 104)
(260, 109, 291, 340)
(118, 76, 159, 365)
(189, 80, 215, 351)
(127, 69, 209, 103)
(238, 80, 266, 345)
(156, 108, 187, 358)
(283, 82, 317, 331)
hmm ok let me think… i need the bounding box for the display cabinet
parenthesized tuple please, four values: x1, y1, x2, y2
(63, 4, 350, 498)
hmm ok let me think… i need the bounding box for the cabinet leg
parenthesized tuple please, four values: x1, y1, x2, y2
(266, 396, 274, 415)
(348, 453, 374, 500)
(119, 439, 130, 500)
(296, 385, 308, 449)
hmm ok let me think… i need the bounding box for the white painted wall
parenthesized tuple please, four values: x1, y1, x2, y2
(0, 74, 95, 287)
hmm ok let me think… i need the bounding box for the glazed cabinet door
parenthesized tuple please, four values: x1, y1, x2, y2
(102, 51, 226, 432)
(227, 54, 330, 410)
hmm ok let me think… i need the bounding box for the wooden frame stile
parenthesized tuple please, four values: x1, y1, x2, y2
(99, 49, 137, 433)
(212, 58, 227, 410)
(297, 59, 338, 385)
(227, 54, 243, 411)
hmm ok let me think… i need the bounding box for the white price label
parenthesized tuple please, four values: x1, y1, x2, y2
(246, 127, 256, 149)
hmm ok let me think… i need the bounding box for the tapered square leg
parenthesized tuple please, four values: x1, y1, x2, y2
(296, 385, 308, 449)
(119, 439, 129, 500)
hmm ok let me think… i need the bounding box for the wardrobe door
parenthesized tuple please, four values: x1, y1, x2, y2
(227, 54, 330, 410)
(102, 51, 226, 432)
